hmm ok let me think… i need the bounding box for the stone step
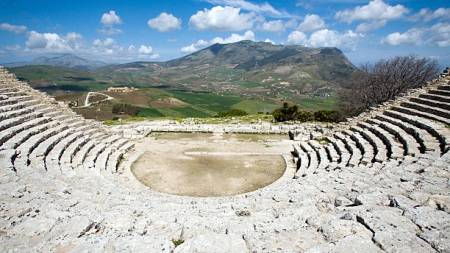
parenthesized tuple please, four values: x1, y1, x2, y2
(29, 125, 83, 171)
(0, 106, 51, 132)
(428, 89, 450, 98)
(308, 140, 330, 171)
(358, 121, 404, 160)
(383, 110, 450, 154)
(0, 104, 47, 121)
(14, 120, 78, 169)
(392, 104, 450, 126)
(350, 125, 388, 163)
(375, 114, 430, 154)
(292, 143, 309, 178)
(324, 143, 340, 163)
(1, 120, 60, 151)
(83, 135, 121, 169)
(409, 97, 450, 111)
(302, 142, 319, 173)
(60, 131, 104, 167)
(95, 138, 128, 171)
(107, 142, 134, 173)
(367, 118, 421, 157)
(437, 85, 450, 91)
(419, 93, 450, 104)
(0, 116, 50, 146)
(46, 126, 96, 170)
(334, 132, 361, 167)
(0, 149, 18, 174)
(0, 99, 39, 113)
(325, 136, 351, 167)
(342, 130, 373, 165)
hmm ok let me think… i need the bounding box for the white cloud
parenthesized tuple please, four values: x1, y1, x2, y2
(0, 23, 27, 34)
(26, 31, 82, 52)
(181, 30, 255, 54)
(297, 14, 326, 32)
(101, 10, 122, 25)
(189, 6, 255, 31)
(335, 0, 408, 23)
(211, 30, 255, 44)
(428, 23, 450, 47)
(355, 20, 387, 33)
(287, 31, 307, 45)
(264, 38, 275, 44)
(382, 23, 450, 47)
(412, 8, 450, 22)
(205, 0, 287, 17)
(181, 39, 210, 53)
(260, 20, 285, 32)
(287, 29, 361, 50)
(308, 29, 360, 49)
(382, 28, 424, 46)
(92, 37, 118, 54)
(148, 12, 182, 32)
(138, 45, 153, 55)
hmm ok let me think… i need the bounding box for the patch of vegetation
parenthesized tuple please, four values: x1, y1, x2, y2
(272, 102, 341, 123)
(315, 137, 331, 145)
(172, 239, 185, 247)
(215, 109, 248, 118)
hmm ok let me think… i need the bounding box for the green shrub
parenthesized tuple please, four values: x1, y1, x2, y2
(313, 110, 341, 122)
(272, 103, 341, 123)
(215, 109, 248, 117)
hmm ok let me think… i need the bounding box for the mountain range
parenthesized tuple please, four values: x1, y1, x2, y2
(6, 41, 356, 101)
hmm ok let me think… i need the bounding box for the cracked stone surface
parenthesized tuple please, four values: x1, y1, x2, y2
(0, 66, 450, 252)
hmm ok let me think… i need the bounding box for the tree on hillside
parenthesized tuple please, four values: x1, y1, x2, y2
(338, 56, 439, 116)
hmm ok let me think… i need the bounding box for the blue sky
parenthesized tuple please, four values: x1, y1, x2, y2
(0, 0, 449, 66)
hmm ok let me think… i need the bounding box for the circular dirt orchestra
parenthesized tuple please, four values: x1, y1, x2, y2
(131, 132, 292, 197)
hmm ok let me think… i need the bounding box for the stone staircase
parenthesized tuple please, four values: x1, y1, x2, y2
(291, 72, 450, 179)
(0, 67, 134, 181)
(1, 65, 449, 252)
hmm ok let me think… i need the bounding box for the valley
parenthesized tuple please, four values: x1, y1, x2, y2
(6, 41, 351, 120)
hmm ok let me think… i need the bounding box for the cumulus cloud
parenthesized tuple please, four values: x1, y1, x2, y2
(181, 30, 255, 53)
(287, 29, 362, 50)
(92, 37, 118, 54)
(181, 39, 210, 53)
(138, 45, 153, 54)
(382, 28, 423, 46)
(0, 23, 27, 34)
(101, 10, 122, 25)
(260, 20, 285, 32)
(147, 12, 182, 32)
(335, 0, 408, 23)
(189, 6, 256, 31)
(26, 31, 82, 52)
(297, 14, 326, 32)
(99, 10, 122, 35)
(264, 38, 275, 44)
(382, 23, 450, 47)
(287, 31, 307, 45)
(211, 30, 255, 44)
(204, 0, 287, 17)
(412, 8, 450, 22)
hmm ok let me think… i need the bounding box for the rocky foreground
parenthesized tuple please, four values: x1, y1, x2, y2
(0, 66, 449, 252)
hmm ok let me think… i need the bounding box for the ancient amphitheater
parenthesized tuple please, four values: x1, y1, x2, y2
(1, 65, 450, 252)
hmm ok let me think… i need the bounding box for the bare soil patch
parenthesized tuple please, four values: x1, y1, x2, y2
(131, 132, 292, 197)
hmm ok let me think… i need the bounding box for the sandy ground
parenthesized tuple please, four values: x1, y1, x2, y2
(131, 132, 293, 197)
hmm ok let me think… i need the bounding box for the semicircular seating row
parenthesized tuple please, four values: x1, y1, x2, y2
(291, 71, 450, 178)
(0, 67, 134, 184)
